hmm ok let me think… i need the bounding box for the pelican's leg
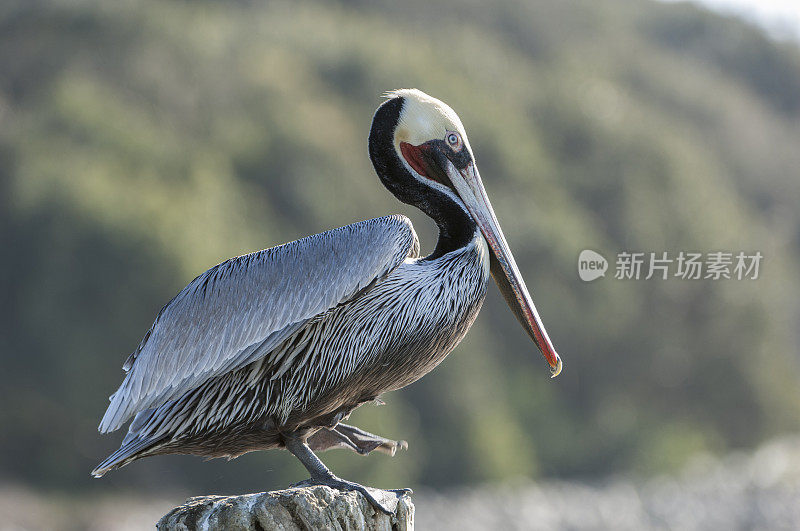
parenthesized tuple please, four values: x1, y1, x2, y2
(285, 436, 410, 515)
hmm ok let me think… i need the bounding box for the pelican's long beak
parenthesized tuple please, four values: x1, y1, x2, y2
(445, 160, 562, 377)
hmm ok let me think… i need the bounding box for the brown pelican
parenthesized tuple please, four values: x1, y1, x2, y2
(93, 89, 562, 513)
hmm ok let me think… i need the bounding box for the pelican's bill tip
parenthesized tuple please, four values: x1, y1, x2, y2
(550, 356, 563, 379)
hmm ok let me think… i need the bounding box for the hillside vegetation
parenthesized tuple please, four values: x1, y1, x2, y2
(1, 0, 799, 495)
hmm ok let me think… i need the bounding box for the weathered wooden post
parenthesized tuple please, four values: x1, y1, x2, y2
(157, 485, 414, 530)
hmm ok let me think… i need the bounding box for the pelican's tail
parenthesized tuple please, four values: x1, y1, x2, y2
(92, 436, 160, 477)
(92, 408, 163, 477)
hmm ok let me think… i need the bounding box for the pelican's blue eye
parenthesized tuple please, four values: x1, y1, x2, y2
(446, 132, 461, 148)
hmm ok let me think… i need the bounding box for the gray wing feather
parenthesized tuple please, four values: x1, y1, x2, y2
(99, 215, 418, 433)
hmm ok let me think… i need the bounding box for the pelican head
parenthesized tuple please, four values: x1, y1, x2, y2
(368, 88, 562, 377)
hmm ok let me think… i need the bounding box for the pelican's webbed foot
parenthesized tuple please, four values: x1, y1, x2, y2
(308, 423, 408, 456)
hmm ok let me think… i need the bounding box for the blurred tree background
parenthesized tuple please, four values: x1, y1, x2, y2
(1, 0, 799, 500)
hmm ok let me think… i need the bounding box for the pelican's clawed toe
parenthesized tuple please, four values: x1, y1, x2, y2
(293, 477, 408, 515)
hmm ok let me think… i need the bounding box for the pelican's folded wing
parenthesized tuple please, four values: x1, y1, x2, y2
(98, 215, 419, 433)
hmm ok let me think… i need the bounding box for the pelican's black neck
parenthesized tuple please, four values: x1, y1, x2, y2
(368, 97, 476, 260)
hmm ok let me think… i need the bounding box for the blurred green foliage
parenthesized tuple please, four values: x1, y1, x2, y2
(1, 0, 799, 497)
